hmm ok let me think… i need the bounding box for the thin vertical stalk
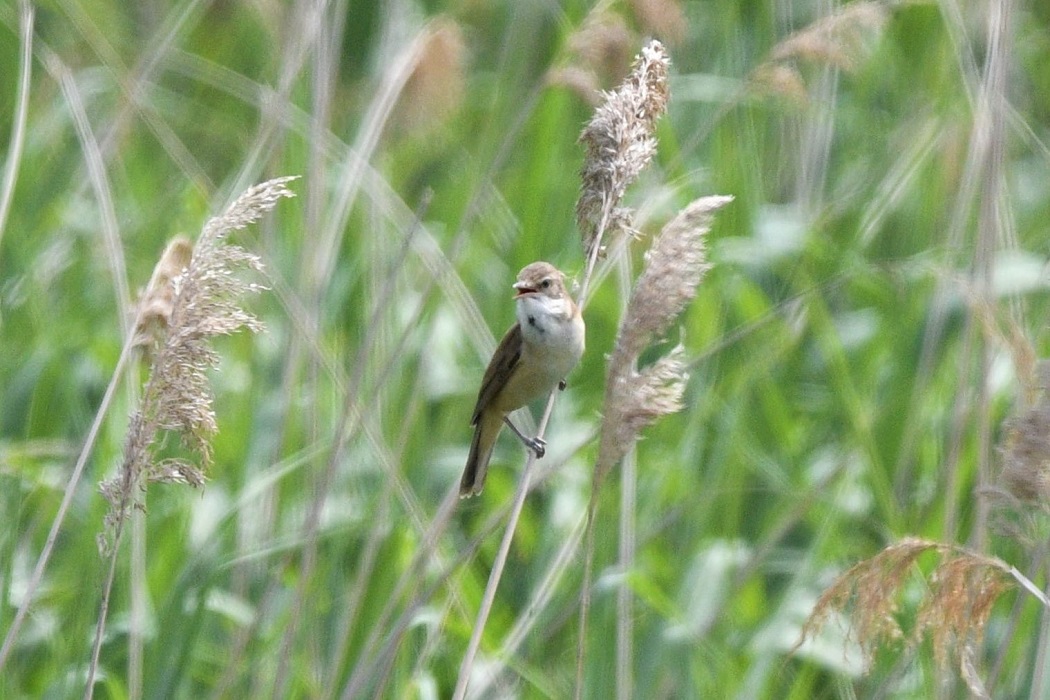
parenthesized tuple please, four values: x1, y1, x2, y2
(451, 393, 558, 700)
(1030, 579, 1050, 699)
(616, 448, 636, 700)
(0, 333, 138, 675)
(575, 500, 598, 700)
(969, 0, 1012, 552)
(86, 490, 134, 699)
(0, 0, 33, 258)
(128, 490, 146, 700)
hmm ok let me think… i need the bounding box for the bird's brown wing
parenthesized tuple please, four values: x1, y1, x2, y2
(470, 322, 522, 426)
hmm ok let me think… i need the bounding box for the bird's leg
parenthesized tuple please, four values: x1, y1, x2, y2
(503, 416, 546, 458)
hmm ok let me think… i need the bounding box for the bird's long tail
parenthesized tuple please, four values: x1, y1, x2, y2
(460, 413, 501, 497)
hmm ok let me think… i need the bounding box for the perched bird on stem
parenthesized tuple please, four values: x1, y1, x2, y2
(460, 262, 585, 498)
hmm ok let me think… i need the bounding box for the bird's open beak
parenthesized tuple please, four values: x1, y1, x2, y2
(513, 282, 537, 298)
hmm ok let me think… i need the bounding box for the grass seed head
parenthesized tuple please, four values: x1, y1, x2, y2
(797, 537, 1015, 697)
(998, 361, 1050, 509)
(133, 236, 193, 350)
(593, 196, 731, 483)
(576, 39, 670, 259)
(99, 177, 297, 553)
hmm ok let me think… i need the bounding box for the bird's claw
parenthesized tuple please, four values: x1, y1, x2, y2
(503, 417, 547, 458)
(526, 437, 547, 459)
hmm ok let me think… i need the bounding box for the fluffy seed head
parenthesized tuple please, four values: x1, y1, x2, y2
(593, 195, 731, 484)
(996, 361, 1050, 509)
(99, 177, 297, 552)
(619, 196, 730, 361)
(576, 39, 670, 259)
(796, 537, 1017, 699)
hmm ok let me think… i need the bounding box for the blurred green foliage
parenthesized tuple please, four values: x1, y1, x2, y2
(2, 0, 1050, 698)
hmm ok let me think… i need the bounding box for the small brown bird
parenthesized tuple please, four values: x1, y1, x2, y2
(459, 262, 586, 497)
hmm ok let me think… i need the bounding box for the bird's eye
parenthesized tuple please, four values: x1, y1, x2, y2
(541, 279, 552, 289)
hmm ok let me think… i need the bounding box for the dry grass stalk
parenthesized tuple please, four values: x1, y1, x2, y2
(797, 537, 1023, 699)
(576, 39, 670, 261)
(570, 37, 731, 700)
(87, 177, 296, 698)
(98, 176, 297, 552)
(576, 196, 731, 699)
(958, 277, 1038, 398)
(594, 195, 731, 485)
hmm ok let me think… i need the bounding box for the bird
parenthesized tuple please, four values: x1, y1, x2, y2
(459, 261, 585, 498)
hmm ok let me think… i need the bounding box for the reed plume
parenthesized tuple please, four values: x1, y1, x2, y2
(576, 39, 670, 263)
(997, 361, 1050, 510)
(796, 537, 1042, 699)
(131, 236, 193, 350)
(570, 39, 734, 700)
(547, 10, 633, 103)
(84, 176, 297, 698)
(99, 176, 297, 551)
(748, 1, 888, 104)
(594, 195, 731, 485)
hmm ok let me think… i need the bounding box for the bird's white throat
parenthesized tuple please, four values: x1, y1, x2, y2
(515, 294, 584, 373)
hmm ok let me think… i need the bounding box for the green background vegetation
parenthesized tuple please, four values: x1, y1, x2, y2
(2, 0, 1050, 697)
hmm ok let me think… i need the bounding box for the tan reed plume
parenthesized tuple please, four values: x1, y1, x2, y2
(99, 176, 297, 551)
(576, 39, 670, 264)
(594, 195, 732, 485)
(796, 537, 1032, 699)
